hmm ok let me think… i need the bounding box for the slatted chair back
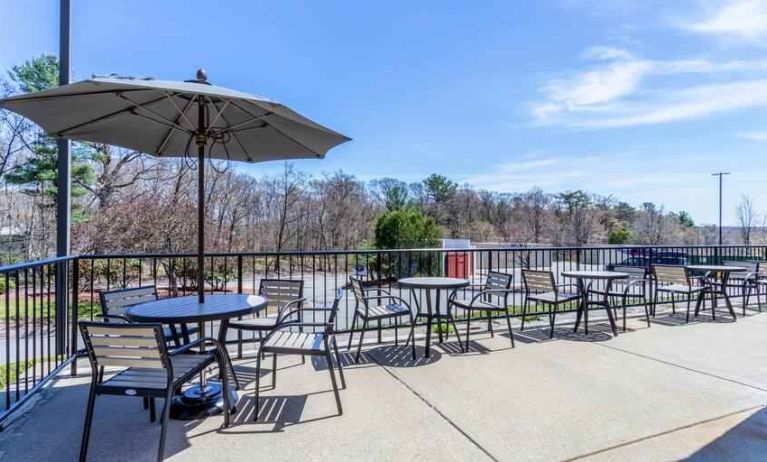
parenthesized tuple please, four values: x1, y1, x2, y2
(521, 269, 556, 292)
(99, 286, 158, 321)
(611, 265, 647, 280)
(652, 265, 688, 285)
(722, 260, 759, 273)
(484, 271, 513, 291)
(349, 277, 368, 309)
(79, 322, 169, 372)
(258, 279, 304, 313)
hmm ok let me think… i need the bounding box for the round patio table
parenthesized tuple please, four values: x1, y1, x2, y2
(685, 265, 747, 320)
(398, 277, 469, 357)
(125, 294, 268, 420)
(561, 270, 629, 336)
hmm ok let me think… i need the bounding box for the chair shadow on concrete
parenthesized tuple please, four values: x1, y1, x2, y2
(513, 324, 614, 343)
(365, 344, 442, 367)
(687, 407, 767, 461)
(210, 391, 342, 434)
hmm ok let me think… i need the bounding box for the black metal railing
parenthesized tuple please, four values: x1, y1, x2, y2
(2, 244, 766, 425)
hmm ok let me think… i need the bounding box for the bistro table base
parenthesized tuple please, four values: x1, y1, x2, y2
(170, 382, 238, 420)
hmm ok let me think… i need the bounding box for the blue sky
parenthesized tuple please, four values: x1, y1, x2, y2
(2, 0, 767, 225)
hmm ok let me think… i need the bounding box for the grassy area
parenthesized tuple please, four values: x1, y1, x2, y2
(0, 298, 97, 322)
(431, 305, 543, 334)
(0, 359, 37, 390)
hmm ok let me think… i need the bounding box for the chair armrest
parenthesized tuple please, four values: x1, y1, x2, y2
(169, 337, 222, 356)
(276, 297, 308, 324)
(556, 283, 578, 292)
(363, 287, 392, 296)
(97, 314, 130, 323)
(363, 294, 411, 307)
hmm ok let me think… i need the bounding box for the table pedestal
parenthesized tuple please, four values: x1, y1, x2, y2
(169, 320, 237, 420)
(572, 278, 619, 336)
(170, 382, 238, 420)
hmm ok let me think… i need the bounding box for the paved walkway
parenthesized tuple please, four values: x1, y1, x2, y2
(2, 308, 767, 461)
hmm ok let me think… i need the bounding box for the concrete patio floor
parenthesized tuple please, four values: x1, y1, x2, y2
(2, 307, 767, 461)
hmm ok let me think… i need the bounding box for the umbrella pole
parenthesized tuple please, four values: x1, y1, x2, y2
(197, 99, 206, 303)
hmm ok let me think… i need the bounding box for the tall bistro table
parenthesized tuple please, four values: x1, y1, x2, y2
(685, 265, 747, 321)
(398, 277, 469, 357)
(125, 293, 268, 420)
(561, 270, 629, 336)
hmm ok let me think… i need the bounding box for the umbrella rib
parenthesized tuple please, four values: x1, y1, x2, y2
(54, 93, 170, 137)
(230, 100, 324, 157)
(210, 99, 252, 161)
(156, 94, 198, 155)
(119, 93, 189, 131)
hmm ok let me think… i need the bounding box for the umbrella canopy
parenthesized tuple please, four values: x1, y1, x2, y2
(0, 69, 350, 301)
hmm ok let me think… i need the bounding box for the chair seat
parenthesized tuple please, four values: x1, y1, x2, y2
(590, 286, 645, 297)
(228, 317, 277, 331)
(657, 284, 704, 294)
(360, 303, 410, 319)
(101, 354, 212, 391)
(527, 291, 580, 304)
(450, 298, 505, 311)
(263, 331, 326, 355)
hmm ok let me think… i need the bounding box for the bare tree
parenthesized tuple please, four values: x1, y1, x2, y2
(736, 195, 758, 245)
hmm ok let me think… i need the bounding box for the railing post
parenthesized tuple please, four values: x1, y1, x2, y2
(70, 259, 79, 376)
(236, 255, 243, 294)
(54, 260, 67, 358)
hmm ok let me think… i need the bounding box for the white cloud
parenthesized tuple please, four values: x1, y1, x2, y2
(531, 46, 767, 128)
(683, 0, 767, 42)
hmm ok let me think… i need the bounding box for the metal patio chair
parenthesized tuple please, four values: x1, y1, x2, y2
(717, 260, 760, 315)
(99, 286, 197, 348)
(347, 276, 416, 363)
(652, 265, 705, 323)
(589, 265, 650, 331)
(254, 289, 346, 420)
(448, 271, 515, 350)
(78, 322, 232, 462)
(227, 279, 304, 358)
(520, 269, 581, 338)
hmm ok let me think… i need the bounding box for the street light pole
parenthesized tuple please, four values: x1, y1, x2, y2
(711, 172, 730, 246)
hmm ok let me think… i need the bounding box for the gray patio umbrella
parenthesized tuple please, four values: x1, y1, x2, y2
(0, 69, 350, 302)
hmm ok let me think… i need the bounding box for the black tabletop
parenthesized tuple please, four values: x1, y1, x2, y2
(124, 294, 268, 323)
(398, 277, 470, 289)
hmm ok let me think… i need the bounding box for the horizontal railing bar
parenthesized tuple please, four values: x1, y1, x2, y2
(0, 256, 76, 274)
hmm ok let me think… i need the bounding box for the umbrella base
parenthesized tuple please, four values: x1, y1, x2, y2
(170, 382, 237, 420)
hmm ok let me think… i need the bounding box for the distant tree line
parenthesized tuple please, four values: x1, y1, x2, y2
(0, 56, 761, 261)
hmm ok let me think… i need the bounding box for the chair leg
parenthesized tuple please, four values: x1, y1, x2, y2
(157, 390, 172, 462)
(355, 319, 367, 364)
(79, 383, 98, 462)
(149, 398, 156, 423)
(449, 312, 463, 351)
(685, 293, 692, 323)
(487, 311, 494, 337)
(408, 314, 417, 360)
(218, 354, 232, 427)
(505, 309, 515, 348)
(324, 346, 343, 415)
(520, 298, 528, 331)
(347, 311, 359, 351)
(464, 313, 471, 351)
(331, 336, 346, 389)
(643, 296, 651, 327)
(143, 396, 149, 410)
(254, 348, 262, 421)
(549, 305, 557, 339)
(622, 297, 627, 332)
(271, 353, 278, 389)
